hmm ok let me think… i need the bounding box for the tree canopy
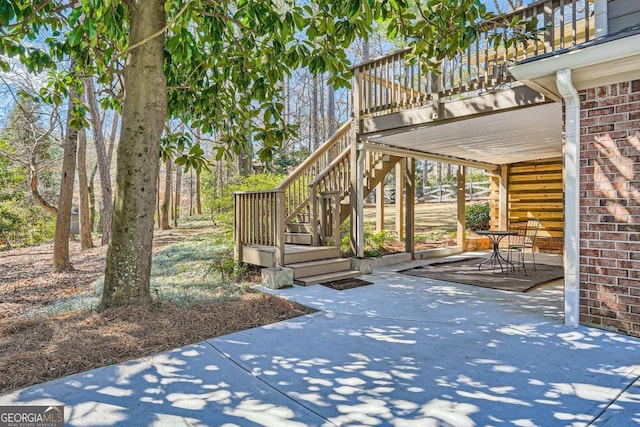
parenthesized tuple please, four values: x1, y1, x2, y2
(0, 0, 537, 307)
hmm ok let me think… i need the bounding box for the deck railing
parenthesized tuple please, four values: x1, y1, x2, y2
(234, 122, 352, 265)
(352, 0, 595, 118)
(234, 190, 285, 266)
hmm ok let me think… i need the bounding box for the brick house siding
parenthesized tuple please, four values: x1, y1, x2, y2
(579, 79, 640, 337)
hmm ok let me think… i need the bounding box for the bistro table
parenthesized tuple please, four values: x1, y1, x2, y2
(476, 230, 517, 273)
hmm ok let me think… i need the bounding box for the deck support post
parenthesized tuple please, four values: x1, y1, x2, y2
(274, 190, 285, 267)
(405, 158, 415, 259)
(350, 133, 365, 257)
(499, 164, 509, 230)
(395, 162, 405, 239)
(457, 166, 466, 249)
(354, 146, 365, 258)
(376, 181, 385, 232)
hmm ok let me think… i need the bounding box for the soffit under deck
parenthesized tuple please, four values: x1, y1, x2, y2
(360, 102, 563, 167)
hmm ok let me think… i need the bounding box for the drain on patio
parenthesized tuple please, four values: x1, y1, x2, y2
(321, 278, 373, 291)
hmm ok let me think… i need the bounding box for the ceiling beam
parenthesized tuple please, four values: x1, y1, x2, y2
(359, 142, 499, 171)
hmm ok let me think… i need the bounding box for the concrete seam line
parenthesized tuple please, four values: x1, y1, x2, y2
(586, 371, 640, 426)
(317, 310, 521, 328)
(204, 340, 338, 426)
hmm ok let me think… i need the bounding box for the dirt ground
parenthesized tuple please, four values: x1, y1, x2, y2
(364, 201, 459, 234)
(0, 225, 313, 394)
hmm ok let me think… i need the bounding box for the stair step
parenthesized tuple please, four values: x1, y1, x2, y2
(287, 222, 313, 233)
(288, 258, 352, 279)
(284, 246, 340, 264)
(295, 270, 361, 286)
(285, 232, 312, 245)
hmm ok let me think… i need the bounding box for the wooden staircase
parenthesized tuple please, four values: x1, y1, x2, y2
(234, 121, 402, 285)
(286, 246, 359, 286)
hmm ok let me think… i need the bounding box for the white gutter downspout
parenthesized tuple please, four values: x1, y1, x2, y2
(556, 68, 580, 328)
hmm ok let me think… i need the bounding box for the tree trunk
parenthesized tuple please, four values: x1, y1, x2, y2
(53, 85, 79, 272)
(174, 161, 182, 227)
(107, 112, 119, 166)
(156, 173, 161, 227)
(77, 127, 94, 250)
(319, 74, 325, 141)
(195, 127, 202, 215)
(312, 74, 319, 150)
(422, 160, 429, 196)
(196, 169, 202, 215)
(29, 165, 57, 216)
(88, 163, 97, 231)
(327, 84, 335, 135)
(84, 77, 113, 245)
(161, 160, 171, 229)
(189, 168, 193, 216)
(101, 0, 167, 308)
(363, 39, 370, 61)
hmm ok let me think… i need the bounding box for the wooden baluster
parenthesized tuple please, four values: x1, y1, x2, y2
(475, 36, 481, 86)
(543, 0, 553, 53)
(258, 193, 263, 245)
(396, 55, 401, 108)
(234, 195, 242, 263)
(560, 0, 565, 50)
(572, 0, 577, 46)
(584, 0, 591, 41)
(249, 193, 254, 245)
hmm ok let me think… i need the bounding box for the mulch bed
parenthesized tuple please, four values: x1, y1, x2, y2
(0, 294, 315, 394)
(0, 225, 316, 395)
(321, 278, 374, 291)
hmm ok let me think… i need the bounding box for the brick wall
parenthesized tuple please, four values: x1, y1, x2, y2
(579, 80, 640, 337)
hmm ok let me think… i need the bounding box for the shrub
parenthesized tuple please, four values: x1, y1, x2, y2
(340, 220, 397, 257)
(465, 202, 490, 231)
(201, 171, 286, 235)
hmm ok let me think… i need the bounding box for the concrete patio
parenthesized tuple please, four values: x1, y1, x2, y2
(1, 253, 639, 426)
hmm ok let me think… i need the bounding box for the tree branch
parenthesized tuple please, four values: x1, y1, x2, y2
(119, 0, 194, 57)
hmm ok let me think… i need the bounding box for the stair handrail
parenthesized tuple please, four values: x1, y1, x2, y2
(276, 121, 351, 190)
(275, 121, 352, 223)
(308, 146, 351, 245)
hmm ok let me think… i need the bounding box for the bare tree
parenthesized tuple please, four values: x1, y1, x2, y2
(174, 159, 182, 227)
(161, 160, 171, 229)
(77, 127, 94, 249)
(83, 77, 113, 245)
(53, 77, 80, 271)
(0, 81, 60, 216)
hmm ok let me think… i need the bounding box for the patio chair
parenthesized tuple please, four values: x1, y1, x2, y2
(506, 220, 528, 274)
(523, 218, 541, 270)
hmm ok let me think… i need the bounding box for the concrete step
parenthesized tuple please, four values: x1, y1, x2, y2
(285, 232, 312, 245)
(284, 245, 340, 264)
(295, 270, 361, 286)
(288, 258, 352, 279)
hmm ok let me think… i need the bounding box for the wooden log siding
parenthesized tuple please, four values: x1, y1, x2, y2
(352, 0, 595, 119)
(508, 158, 564, 238)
